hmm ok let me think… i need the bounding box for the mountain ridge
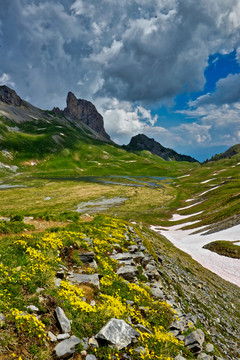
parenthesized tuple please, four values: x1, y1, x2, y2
(123, 133, 198, 162)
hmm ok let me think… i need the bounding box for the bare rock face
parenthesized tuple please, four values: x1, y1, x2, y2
(64, 91, 110, 140)
(0, 85, 22, 106)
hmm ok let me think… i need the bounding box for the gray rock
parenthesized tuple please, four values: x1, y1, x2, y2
(205, 343, 214, 353)
(185, 329, 205, 354)
(86, 355, 97, 360)
(0, 313, 6, 322)
(175, 355, 187, 360)
(79, 252, 95, 263)
(54, 335, 81, 358)
(139, 245, 146, 251)
(57, 333, 70, 340)
(89, 336, 99, 348)
(79, 337, 89, 350)
(170, 320, 187, 332)
(64, 91, 110, 140)
(48, 331, 57, 342)
(141, 254, 154, 267)
(116, 266, 139, 281)
(68, 273, 100, 288)
(55, 307, 71, 333)
(128, 245, 139, 253)
(81, 350, 87, 356)
(89, 260, 98, 269)
(126, 300, 134, 306)
(110, 253, 133, 261)
(95, 318, 140, 350)
(197, 353, 212, 360)
(150, 286, 164, 299)
(132, 252, 145, 263)
(54, 278, 62, 288)
(146, 268, 161, 280)
(118, 259, 135, 266)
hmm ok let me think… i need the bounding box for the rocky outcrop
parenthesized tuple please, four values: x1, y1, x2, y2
(54, 335, 81, 358)
(0, 85, 22, 106)
(123, 133, 197, 162)
(63, 91, 110, 140)
(95, 318, 140, 350)
(55, 307, 71, 334)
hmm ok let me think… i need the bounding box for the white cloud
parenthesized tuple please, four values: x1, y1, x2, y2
(190, 73, 240, 107)
(0, 73, 15, 87)
(96, 98, 159, 144)
(1, 0, 240, 160)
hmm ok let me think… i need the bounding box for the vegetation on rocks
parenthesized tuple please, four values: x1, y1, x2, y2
(0, 216, 193, 359)
(203, 240, 240, 259)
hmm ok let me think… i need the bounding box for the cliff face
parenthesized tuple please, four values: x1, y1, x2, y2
(63, 91, 110, 141)
(124, 134, 198, 162)
(0, 85, 22, 106)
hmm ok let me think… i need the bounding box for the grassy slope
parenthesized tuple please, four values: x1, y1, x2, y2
(1, 109, 240, 358)
(0, 114, 198, 178)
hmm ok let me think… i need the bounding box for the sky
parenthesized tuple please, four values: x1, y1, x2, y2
(1, 0, 240, 161)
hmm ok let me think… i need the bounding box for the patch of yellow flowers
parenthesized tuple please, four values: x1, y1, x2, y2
(9, 308, 47, 344)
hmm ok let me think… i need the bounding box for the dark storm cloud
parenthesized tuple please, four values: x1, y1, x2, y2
(1, 0, 240, 157)
(1, 0, 240, 109)
(190, 73, 240, 106)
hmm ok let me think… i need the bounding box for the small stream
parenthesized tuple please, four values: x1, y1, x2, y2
(76, 196, 128, 213)
(40, 175, 172, 188)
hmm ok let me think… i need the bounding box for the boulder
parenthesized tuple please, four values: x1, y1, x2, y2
(54, 335, 80, 358)
(86, 355, 97, 360)
(150, 286, 165, 299)
(57, 333, 70, 340)
(128, 245, 139, 253)
(68, 273, 100, 288)
(48, 331, 57, 342)
(110, 253, 133, 261)
(116, 266, 139, 281)
(185, 329, 205, 354)
(205, 343, 214, 353)
(95, 318, 140, 350)
(132, 252, 145, 263)
(197, 353, 212, 360)
(55, 307, 71, 333)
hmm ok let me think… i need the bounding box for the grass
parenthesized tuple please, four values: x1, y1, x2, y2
(203, 240, 240, 259)
(0, 216, 193, 359)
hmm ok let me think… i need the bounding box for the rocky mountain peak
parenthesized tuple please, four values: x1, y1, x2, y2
(0, 85, 22, 106)
(64, 91, 110, 140)
(124, 133, 198, 162)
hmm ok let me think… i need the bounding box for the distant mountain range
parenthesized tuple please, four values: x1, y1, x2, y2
(2, 85, 240, 168)
(0, 85, 198, 165)
(205, 144, 240, 163)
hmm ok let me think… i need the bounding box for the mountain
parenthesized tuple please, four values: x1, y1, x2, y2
(206, 143, 240, 162)
(53, 91, 110, 140)
(0, 86, 199, 178)
(123, 133, 198, 162)
(0, 85, 110, 141)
